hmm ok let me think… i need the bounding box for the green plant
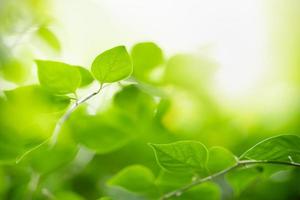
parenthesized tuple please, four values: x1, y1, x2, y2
(1, 43, 300, 200)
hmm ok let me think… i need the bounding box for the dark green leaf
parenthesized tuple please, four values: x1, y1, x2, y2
(68, 111, 132, 154)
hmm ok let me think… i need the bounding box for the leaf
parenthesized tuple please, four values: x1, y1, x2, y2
(98, 197, 112, 200)
(113, 85, 156, 122)
(226, 166, 263, 196)
(75, 66, 94, 87)
(155, 170, 196, 193)
(240, 135, 300, 164)
(91, 46, 132, 83)
(207, 147, 237, 174)
(131, 42, 164, 82)
(149, 141, 208, 174)
(107, 165, 156, 195)
(0, 86, 70, 163)
(68, 110, 132, 154)
(36, 60, 81, 94)
(174, 182, 221, 200)
(37, 26, 61, 52)
(55, 191, 84, 200)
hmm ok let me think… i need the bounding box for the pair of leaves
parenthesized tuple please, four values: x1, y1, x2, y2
(37, 46, 133, 94)
(150, 135, 300, 198)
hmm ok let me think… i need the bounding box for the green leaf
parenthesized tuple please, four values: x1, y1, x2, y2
(113, 85, 156, 122)
(207, 147, 237, 174)
(107, 165, 156, 195)
(68, 110, 132, 154)
(131, 42, 164, 82)
(91, 46, 132, 83)
(0, 85, 70, 163)
(98, 197, 112, 200)
(174, 182, 221, 200)
(55, 191, 84, 200)
(156, 170, 196, 193)
(75, 66, 94, 87)
(226, 166, 263, 196)
(37, 26, 61, 52)
(36, 60, 81, 94)
(149, 141, 208, 174)
(240, 135, 300, 164)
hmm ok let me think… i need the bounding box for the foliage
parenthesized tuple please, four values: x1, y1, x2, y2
(0, 5, 300, 198)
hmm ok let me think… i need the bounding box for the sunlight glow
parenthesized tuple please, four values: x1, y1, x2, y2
(55, 0, 268, 98)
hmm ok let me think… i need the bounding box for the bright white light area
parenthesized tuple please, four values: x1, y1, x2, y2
(54, 0, 268, 98)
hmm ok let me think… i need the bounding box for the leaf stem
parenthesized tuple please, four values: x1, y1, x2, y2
(49, 83, 104, 147)
(160, 160, 300, 200)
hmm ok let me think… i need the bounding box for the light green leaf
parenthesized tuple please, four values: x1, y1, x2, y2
(150, 141, 208, 173)
(75, 66, 94, 87)
(36, 60, 81, 94)
(131, 42, 164, 82)
(240, 135, 300, 164)
(207, 147, 237, 174)
(0, 86, 70, 163)
(37, 26, 61, 52)
(91, 46, 132, 83)
(108, 165, 156, 195)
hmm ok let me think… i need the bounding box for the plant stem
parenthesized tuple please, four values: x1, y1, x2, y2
(160, 159, 300, 200)
(49, 84, 104, 147)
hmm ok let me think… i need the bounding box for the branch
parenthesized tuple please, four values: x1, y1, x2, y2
(160, 159, 300, 200)
(49, 83, 104, 147)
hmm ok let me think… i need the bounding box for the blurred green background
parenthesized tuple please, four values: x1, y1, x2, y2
(0, 0, 300, 199)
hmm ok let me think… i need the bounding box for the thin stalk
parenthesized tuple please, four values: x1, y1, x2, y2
(49, 83, 104, 147)
(160, 159, 300, 200)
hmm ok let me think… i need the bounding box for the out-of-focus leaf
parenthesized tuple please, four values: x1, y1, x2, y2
(207, 147, 237, 174)
(0, 58, 28, 83)
(68, 110, 132, 154)
(240, 135, 300, 164)
(174, 182, 221, 200)
(37, 26, 61, 52)
(107, 165, 157, 196)
(19, 128, 78, 174)
(149, 141, 208, 174)
(113, 85, 156, 122)
(164, 54, 216, 89)
(36, 60, 81, 94)
(131, 42, 164, 82)
(98, 197, 112, 200)
(55, 191, 84, 200)
(226, 166, 263, 197)
(91, 46, 132, 83)
(155, 170, 195, 194)
(0, 85, 70, 163)
(75, 66, 94, 87)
